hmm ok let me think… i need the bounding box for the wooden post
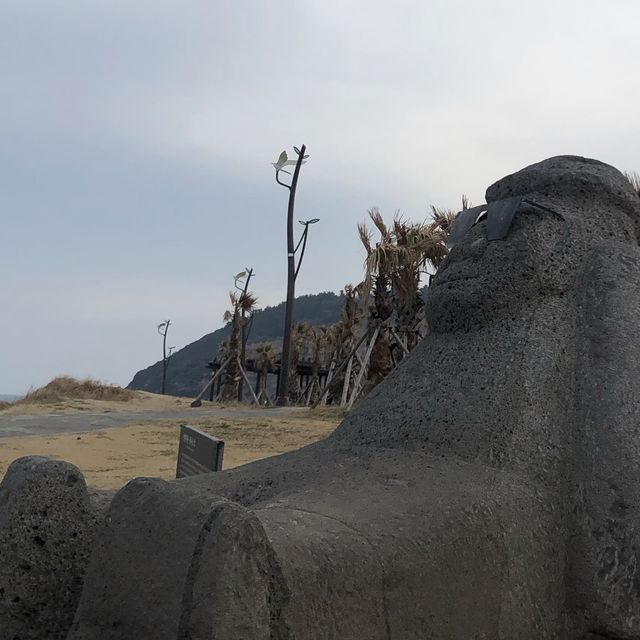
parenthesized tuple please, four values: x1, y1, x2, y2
(310, 331, 369, 409)
(216, 371, 224, 398)
(254, 370, 262, 397)
(238, 361, 261, 405)
(390, 327, 410, 355)
(191, 356, 232, 407)
(320, 358, 336, 407)
(340, 357, 354, 407)
(347, 326, 380, 410)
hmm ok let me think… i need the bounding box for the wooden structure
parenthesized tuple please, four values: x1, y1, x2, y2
(193, 357, 332, 407)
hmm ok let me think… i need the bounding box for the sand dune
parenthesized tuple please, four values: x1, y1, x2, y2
(0, 389, 194, 416)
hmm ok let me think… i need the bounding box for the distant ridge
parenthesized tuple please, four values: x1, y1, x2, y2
(127, 291, 345, 397)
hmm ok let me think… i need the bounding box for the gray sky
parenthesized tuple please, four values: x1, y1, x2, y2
(2, 0, 639, 394)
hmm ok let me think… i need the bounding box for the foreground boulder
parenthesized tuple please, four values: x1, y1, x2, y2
(6, 155, 640, 639)
(0, 457, 107, 639)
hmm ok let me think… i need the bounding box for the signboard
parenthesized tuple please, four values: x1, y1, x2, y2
(176, 424, 225, 479)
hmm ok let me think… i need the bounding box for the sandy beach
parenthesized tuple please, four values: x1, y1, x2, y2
(0, 406, 341, 489)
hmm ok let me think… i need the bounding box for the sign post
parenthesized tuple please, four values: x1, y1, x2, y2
(176, 424, 225, 479)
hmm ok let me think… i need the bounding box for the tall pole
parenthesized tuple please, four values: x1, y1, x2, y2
(294, 225, 309, 279)
(276, 144, 306, 406)
(158, 319, 171, 395)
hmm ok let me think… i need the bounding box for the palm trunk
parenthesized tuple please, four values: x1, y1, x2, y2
(221, 314, 241, 401)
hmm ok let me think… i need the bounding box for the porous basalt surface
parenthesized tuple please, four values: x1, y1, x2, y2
(0, 456, 107, 639)
(8, 155, 640, 639)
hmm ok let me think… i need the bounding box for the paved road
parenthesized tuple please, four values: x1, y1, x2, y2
(0, 406, 306, 438)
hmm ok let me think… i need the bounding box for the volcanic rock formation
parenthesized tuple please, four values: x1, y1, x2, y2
(0, 457, 108, 639)
(3, 155, 640, 639)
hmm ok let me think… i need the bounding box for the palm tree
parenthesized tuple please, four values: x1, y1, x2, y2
(310, 199, 458, 409)
(287, 321, 312, 402)
(220, 285, 258, 402)
(358, 210, 449, 372)
(356, 204, 455, 393)
(304, 325, 335, 404)
(331, 285, 362, 396)
(255, 343, 276, 404)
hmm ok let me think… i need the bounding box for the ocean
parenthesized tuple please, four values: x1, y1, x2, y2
(0, 394, 21, 402)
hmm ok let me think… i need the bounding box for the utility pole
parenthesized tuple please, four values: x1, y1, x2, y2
(272, 145, 319, 405)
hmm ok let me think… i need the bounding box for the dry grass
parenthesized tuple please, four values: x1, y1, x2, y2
(16, 376, 135, 405)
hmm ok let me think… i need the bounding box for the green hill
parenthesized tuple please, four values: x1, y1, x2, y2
(127, 291, 345, 397)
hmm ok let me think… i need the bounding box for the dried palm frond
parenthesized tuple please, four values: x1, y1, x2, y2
(255, 343, 276, 367)
(430, 194, 470, 235)
(238, 292, 258, 313)
(354, 202, 460, 336)
(625, 171, 640, 197)
(429, 206, 457, 235)
(358, 215, 448, 300)
(357, 222, 373, 253)
(368, 208, 390, 237)
(222, 281, 257, 321)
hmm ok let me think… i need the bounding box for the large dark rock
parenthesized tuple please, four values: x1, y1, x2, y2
(0, 457, 107, 639)
(7, 155, 640, 638)
(67, 478, 289, 640)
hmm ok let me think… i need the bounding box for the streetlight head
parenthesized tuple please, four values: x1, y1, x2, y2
(299, 218, 320, 226)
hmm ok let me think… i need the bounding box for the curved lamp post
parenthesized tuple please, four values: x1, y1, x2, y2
(157, 320, 172, 395)
(272, 145, 319, 405)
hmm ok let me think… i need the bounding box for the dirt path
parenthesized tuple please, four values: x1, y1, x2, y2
(0, 406, 308, 438)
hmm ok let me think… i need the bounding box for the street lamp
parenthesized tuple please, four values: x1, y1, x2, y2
(295, 218, 320, 278)
(272, 145, 319, 406)
(157, 320, 171, 395)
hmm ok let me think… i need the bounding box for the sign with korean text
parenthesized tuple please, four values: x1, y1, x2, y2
(176, 424, 225, 478)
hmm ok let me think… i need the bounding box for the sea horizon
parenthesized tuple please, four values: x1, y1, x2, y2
(0, 394, 22, 402)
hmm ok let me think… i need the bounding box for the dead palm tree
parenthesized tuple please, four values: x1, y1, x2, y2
(625, 171, 640, 197)
(429, 194, 470, 237)
(356, 203, 456, 393)
(316, 285, 364, 406)
(358, 209, 449, 374)
(305, 325, 335, 404)
(220, 286, 258, 402)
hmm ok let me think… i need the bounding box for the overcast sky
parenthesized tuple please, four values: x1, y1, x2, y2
(1, 0, 639, 394)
